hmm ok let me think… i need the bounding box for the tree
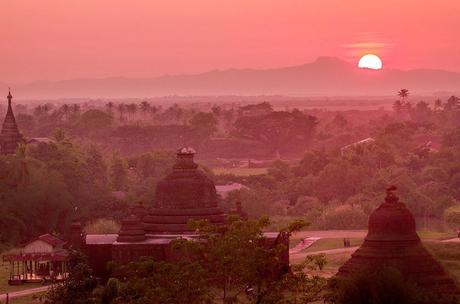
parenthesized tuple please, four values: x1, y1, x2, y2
(233, 110, 318, 157)
(444, 95, 459, 111)
(111, 258, 212, 304)
(212, 104, 222, 116)
(183, 217, 325, 304)
(77, 109, 113, 133)
(117, 103, 126, 122)
(434, 99, 443, 111)
(398, 89, 410, 102)
(332, 114, 348, 128)
(189, 112, 218, 137)
(60, 104, 71, 121)
(411, 101, 432, 122)
(42, 251, 98, 304)
(140, 101, 151, 120)
(105, 102, 115, 115)
(393, 100, 403, 113)
(110, 152, 128, 191)
(126, 103, 138, 121)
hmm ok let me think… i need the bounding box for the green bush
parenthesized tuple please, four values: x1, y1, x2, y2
(314, 204, 368, 230)
(444, 205, 460, 226)
(85, 219, 120, 234)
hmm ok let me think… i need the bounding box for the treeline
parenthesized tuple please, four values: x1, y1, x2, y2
(11, 101, 318, 158)
(0, 138, 177, 249)
(218, 93, 460, 230)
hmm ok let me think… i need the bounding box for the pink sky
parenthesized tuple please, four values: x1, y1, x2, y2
(2, 0, 459, 83)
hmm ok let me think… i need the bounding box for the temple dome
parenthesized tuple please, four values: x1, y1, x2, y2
(366, 186, 419, 242)
(143, 148, 225, 233)
(337, 186, 460, 295)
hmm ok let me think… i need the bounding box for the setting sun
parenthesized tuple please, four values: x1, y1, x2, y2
(358, 54, 383, 70)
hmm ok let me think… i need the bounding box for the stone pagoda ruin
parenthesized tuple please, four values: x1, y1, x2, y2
(143, 147, 225, 233)
(0, 89, 24, 155)
(82, 147, 288, 276)
(337, 186, 460, 295)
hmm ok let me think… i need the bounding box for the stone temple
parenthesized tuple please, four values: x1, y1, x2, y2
(77, 148, 287, 276)
(0, 89, 24, 155)
(143, 147, 226, 233)
(337, 186, 460, 295)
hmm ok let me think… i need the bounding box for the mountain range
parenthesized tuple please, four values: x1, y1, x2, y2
(4, 57, 460, 99)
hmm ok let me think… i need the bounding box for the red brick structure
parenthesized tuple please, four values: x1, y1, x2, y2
(0, 90, 24, 155)
(144, 147, 225, 233)
(80, 148, 287, 276)
(337, 186, 460, 295)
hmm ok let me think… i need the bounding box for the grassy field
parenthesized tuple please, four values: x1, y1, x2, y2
(4, 293, 43, 304)
(303, 238, 364, 253)
(213, 167, 268, 176)
(288, 229, 454, 250)
(291, 240, 460, 283)
(0, 262, 42, 294)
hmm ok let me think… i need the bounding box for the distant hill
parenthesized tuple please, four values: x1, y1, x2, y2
(7, 57, 460, 99)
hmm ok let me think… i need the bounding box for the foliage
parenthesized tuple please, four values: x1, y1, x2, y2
(84, 219, 121, 234)
(110, 152, 128, 191)
(444, 205, 460, 227)
(233, 109, 318, 156)
(189, 112, 218, 136)
(42, 251, 99, 304)
(110, 258, 212, 304)
(315, 205, 368, 230)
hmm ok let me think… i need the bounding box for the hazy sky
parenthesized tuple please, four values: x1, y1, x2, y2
(2, 0, 459, 83)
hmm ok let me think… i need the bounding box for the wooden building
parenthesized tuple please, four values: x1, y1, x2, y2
(3, 234, 69, 285)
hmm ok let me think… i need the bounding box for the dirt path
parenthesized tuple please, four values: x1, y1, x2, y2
(291, 246, 359, 257)
(294, 230, 367, 239)
(442, 238, 460, 243)
(0, 285, 50, 301)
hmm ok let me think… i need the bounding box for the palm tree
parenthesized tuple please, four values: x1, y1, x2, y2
(434, 99, 443, 111)
(140, 101, 150, 120)
(127, 103, 138, 121)
(398, 89, 409, 102)
(117, 103, 126, 122)
(60, 104, 70, 121)
(445, 95, 460, 111)
(71, 104, 81, 116)
(105, 102, 115, 115)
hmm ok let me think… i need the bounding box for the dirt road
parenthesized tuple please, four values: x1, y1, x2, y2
(0, 285, 50, 301)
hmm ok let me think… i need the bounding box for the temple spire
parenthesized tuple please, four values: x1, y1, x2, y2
(0, 89, 24, 155)
(7, 88, 12, 106)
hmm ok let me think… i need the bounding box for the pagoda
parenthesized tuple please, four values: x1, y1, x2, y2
(337, 186, 460, 295)
(0, 89, 24, 155)
(81, 148, 287, 276)
(143, 147, 225, 233)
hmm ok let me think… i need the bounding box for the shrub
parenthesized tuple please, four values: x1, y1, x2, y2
(314, 204, 368, 230)
(444, 205, 460, 227)
(84, 219, 120, 234)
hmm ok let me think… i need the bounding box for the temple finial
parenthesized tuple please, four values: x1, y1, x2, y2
(385, 185, 399, 203)
(7, 88, 12, 105)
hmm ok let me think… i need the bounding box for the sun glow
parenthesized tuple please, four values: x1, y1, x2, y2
(358, 54, 383, 70)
